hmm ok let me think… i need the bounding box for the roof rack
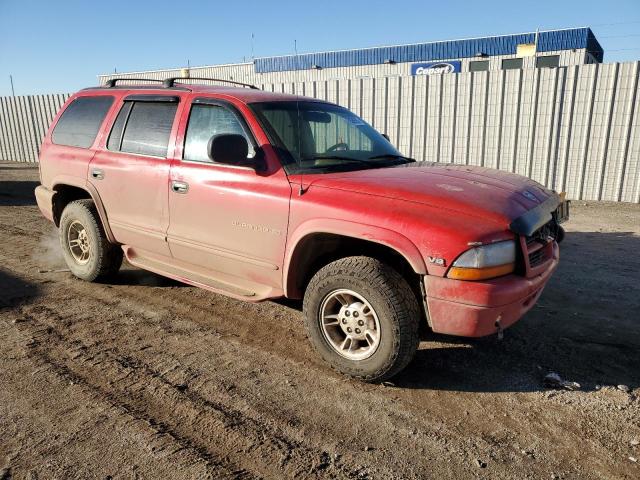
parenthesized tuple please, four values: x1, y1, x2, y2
(162, 77, 259, 90)
(104, 78, 165, 88)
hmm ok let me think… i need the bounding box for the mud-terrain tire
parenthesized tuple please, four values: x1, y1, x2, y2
(59, 199, 122, 282)
(303, 256, 420, 382)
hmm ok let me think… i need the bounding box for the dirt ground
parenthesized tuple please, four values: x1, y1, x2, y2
(0, 161, 638, 480)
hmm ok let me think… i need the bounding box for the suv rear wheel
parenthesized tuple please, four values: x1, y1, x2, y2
(59, 199, 123, 281)
(303, 256, 420, 382)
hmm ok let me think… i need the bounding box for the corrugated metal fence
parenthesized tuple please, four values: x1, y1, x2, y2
(0, 93, 69, 164)
(1, 62, 639, 202)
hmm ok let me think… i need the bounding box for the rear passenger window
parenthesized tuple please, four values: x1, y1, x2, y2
(184, 104, 254, 162)
(107, 100, 178, 157)
(52, 96, 114, 148)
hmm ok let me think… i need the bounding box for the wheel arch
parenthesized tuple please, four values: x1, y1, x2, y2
(283, 219, 427, 300)
(52, 179, 116, 243)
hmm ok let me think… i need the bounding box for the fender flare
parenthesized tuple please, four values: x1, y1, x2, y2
(283, 218, 428, 297)
(52, 175, 117, 244)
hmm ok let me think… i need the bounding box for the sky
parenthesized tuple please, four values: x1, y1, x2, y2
(1, 0, 639, 96)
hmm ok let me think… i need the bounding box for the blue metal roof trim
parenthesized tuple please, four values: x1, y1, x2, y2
(254, 28, 599, 73)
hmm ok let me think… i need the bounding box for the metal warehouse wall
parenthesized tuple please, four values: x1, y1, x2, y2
(97, 49, 587, 84)
(1, 62, 638, 203)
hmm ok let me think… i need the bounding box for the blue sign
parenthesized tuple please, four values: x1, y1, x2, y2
(411, 61, 461, 76)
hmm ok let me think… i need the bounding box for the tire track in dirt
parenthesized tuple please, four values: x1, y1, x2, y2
(1, 243, 465, 479)
(8, 296, 375, 479)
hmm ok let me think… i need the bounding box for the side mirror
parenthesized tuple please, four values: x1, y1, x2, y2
(382, 133, 390, 142)
(207, 134, 249, 166)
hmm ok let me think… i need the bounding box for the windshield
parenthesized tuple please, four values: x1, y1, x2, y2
(249, 101, 412, 173)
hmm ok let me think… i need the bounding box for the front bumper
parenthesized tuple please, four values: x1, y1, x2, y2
(424, 241, 559, 337)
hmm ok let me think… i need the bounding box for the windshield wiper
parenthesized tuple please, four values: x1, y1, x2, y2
(368, 154, 416, 163)
(302, 155, 380, 169)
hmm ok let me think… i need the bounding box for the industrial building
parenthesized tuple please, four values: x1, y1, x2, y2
(99, 27, 603, 86)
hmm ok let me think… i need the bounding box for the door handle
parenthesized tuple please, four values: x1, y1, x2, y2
(171, 181, 189, 194)
(91, 169, 104, 180)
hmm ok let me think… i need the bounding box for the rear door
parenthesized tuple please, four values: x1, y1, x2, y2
(166, 96, 291, 291)
(89, 94, 183, 256)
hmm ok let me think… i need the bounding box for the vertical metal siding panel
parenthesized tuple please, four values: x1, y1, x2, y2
(479, 71, 491, 167)
(548, 67, 569, 190)
(579, 64, 603, 200)
(483, 71, 500, 169)
(0, 98, 10, 160)
(454, 73, 470, 164)
(616, 62, 640, 202)
(6, 97, 21, 162)
(602, 63, 628, 200)
(411, 75, 427, 161)
(624, 64, 640, 202)
(1, 98, 13, 161)
(564, 65, 587, 198)
(468, 72, 485, 166)
(596, 63, 620, 200)
(15, 96, 31, 162)
(30, 95, 45, 159)
(0, 98, 14, 161)
(438, 74, 455, 162)
(8, 97, 26, 162)
(515, 69, 534, 176)
(494, 69, 507, 170)
(361, 78, 374, 126)
(534, 68, 558, 185)
(508, 69, 524, 173)
(397, 77, 414, 155)
(425, 75, 441, 162)
(526, 68, 542, 180)
(22, 96, 38, 162)
(8, 96, 23, 162)
(464, 72, 475, 165)
(544, 68, 561, 187)
(370, 77, 383, 132)
(448, 74, 459, 163)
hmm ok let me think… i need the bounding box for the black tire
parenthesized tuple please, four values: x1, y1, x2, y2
(59, 199, 123, 282)
(303, 256, 420, 382)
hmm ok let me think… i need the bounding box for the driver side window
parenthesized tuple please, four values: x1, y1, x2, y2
(309, 111, 372, 153)
(184, 103, 255, 162)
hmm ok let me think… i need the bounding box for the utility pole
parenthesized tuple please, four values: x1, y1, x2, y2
(9, 75, 15, 97)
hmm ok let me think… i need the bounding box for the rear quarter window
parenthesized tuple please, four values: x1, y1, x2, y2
(52, 96, 114, 148)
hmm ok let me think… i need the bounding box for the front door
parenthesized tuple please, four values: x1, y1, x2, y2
(167, 99, 291, 291)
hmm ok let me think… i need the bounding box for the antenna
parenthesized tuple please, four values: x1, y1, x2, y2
(293, 39, 305, 195)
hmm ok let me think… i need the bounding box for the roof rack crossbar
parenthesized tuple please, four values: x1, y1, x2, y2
(163, 77, 259, 90)
(104, 78, 165, 88)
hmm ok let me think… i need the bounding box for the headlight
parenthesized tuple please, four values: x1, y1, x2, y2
(447, 240, 516, 281)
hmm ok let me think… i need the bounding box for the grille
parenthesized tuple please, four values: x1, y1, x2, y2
(528, 248, 547, 267)
(524, 220, 557, 268)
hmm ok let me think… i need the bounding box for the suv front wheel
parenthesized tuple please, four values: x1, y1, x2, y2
(303, 256, 420, 382)
(59, 199, 123, 281)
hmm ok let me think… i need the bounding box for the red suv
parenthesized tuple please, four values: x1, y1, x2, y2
(35, 78, 568, 381)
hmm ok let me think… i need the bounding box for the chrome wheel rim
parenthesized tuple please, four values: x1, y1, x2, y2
(67, 220, 91, 265)
(319, 289, 381, 360)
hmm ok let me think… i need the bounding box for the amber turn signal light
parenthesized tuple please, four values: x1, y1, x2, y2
(447, 263, 515, 281)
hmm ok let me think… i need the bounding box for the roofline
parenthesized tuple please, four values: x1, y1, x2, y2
(253, 26, 594, 60)
(98, 26, 595, 80)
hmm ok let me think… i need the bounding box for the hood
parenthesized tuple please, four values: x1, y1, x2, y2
(305, 162, 555, 229)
